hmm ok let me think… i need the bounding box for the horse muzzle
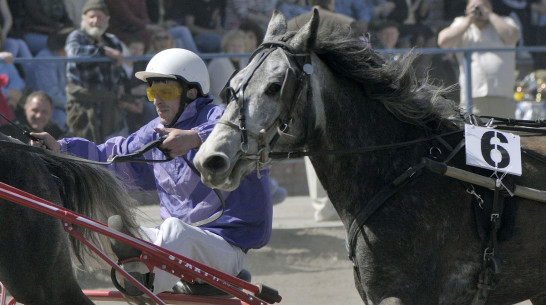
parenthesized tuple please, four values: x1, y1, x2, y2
(195, 151, 234, 187)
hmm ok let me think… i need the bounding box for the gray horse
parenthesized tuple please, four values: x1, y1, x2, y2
(194, 10, 546, 305)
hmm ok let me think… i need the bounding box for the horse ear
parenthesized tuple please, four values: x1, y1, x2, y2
(289, 8, 320, 51)
(264, 10, 287, 41)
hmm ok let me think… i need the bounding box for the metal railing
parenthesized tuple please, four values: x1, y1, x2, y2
(377, 45, 546, 112)
(12, 45, 546, 113)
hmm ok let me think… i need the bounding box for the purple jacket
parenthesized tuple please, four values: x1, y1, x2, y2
(59, 96, 272, 251)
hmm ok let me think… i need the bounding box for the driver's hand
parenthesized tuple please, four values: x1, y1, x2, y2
(154, 127, 202, 158)
(30, 132, 61, 152)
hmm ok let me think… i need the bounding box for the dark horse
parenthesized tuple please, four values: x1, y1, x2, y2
(194, 10, 546, 305)
(0, 133, 139, 305)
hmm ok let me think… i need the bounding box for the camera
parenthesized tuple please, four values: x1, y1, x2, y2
(472, 6, 482, 17)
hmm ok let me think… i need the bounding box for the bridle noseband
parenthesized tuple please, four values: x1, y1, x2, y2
(217, 41, 312, 173)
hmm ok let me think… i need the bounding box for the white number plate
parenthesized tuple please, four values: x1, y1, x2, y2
(465, 124, 522, 176)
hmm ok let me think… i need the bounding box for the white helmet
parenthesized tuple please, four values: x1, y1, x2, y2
(135, 48, 210, 95)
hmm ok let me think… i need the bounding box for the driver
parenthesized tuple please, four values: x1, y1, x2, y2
(31, 48, 273, 296)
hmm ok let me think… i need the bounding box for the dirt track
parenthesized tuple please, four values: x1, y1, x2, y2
(76, 196, 534, 305)
(2, 195, 532, 304)
(76, 196, 363, 304)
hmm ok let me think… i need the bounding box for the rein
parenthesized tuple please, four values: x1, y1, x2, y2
(0, 136, 170, 166)
(269, 129, 463, 159)
(0, 137, 225, 228)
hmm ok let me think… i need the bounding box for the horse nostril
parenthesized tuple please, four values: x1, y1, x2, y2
(204, 155, 228, 172)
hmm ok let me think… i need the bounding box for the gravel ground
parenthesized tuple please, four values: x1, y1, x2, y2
(2, 196, 535, 305)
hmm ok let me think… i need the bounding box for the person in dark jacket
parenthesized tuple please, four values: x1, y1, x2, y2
(0, 91, 65, 143)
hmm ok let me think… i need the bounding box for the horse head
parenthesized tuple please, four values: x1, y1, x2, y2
(194, 10, 321, 191)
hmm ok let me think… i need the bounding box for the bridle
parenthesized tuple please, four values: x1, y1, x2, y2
(215, 41, 466, 170)
(217, 40, 313, 174)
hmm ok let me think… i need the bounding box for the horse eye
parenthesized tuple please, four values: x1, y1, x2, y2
(265, 83, 282, 96)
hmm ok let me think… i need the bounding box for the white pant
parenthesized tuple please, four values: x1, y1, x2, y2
(126, 217, 245, 293)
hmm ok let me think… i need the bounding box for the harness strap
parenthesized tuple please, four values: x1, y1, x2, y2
(347, 160, 426, 264)
(472, 179, 506, 305)
(269, 130, 463, 159)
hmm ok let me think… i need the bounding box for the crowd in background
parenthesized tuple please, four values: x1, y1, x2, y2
(0, 0, 546, 142)
(0, 0, 545, 220)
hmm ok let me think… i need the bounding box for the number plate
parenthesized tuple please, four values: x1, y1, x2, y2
(465, 124, 522, 176)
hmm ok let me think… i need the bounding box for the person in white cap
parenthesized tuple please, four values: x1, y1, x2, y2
(31, 48, 273, 297)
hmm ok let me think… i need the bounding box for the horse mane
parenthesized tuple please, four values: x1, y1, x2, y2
(39, 153, 141, 264)
(307, 29, 460, 126)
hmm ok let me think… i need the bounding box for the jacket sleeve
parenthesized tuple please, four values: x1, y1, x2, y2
(59, 125, 158, 191)
(191, 104, 225, 143)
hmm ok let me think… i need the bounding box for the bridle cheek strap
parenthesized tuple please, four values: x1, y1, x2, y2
(218, 43, 312, 173)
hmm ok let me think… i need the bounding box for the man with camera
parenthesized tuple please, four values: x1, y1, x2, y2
(437, 0, 520, 118)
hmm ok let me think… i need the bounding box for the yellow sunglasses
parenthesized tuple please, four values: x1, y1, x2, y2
(146, 85, 183, 102)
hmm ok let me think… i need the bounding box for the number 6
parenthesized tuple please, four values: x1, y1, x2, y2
(481, 131, 510, 168)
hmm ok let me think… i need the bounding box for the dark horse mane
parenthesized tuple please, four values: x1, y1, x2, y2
(0, 134, 140, 263)
(40, 151, 141, 262)
(1, 133, 142, 303)
(292, 28, 461, 127)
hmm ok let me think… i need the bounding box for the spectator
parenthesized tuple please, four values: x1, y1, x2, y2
(145, 0, 200, 53)
(65, 0, 127, 142)
(180, 0, 227, 53)
(104, 0, 163, 47)
(121, 36, 157, 133)
(26, 27, 73, 130)
(224, 0, 276, 31)
(492, 0, 533, 53)
(0, 27, 32, 86)
(0, 51, 25, 111)
(32, 48, 272, 296)
(366, 0, 396, 24)
(334, 0, 373, 34)
(532, 0, 546, 69)
(276, 0, 308, 21)
(0, 74, 13, 125)
(417, 0, 449, 33)
(0, 0, 33, 80)
(20, 0, 74, 55)
(238, 19, 265, 51)
(287, 0, 356, 36)
(148, 28, 176, 54)
(0, 0, 10, 42)
(0, 91, 65, 142)
(63, 0, 87, 26)
(122, 37, 148, 98)
(381, 0, 435, 48)
(372, 20, 400, 49)
(207, 30, 251, 104)
(444, 0, 467, 22)
(438, 0, 520, 118)
(161, 0, 186, 25)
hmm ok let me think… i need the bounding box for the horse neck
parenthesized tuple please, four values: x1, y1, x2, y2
(306, 72, 432, 224)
